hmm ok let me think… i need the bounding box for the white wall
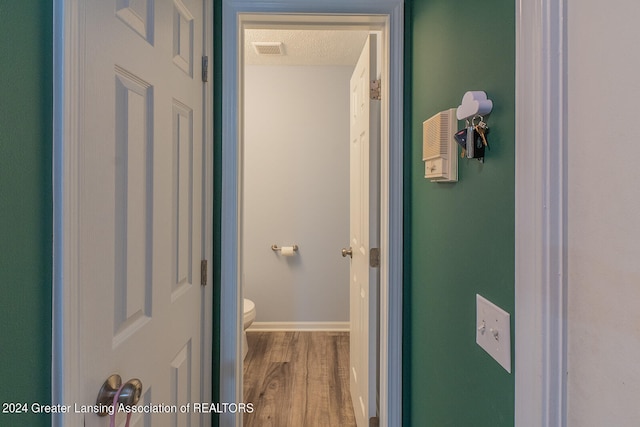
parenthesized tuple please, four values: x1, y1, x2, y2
(242, 65, 352, 323)
(567, 1, 640, 425)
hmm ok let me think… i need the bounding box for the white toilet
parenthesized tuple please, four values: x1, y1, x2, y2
(243, 298, 256, 359)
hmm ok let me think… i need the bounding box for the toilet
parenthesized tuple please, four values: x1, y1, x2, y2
(243, 298, 256, 359)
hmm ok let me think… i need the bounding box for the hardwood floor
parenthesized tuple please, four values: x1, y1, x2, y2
(243, 331, 357, 427)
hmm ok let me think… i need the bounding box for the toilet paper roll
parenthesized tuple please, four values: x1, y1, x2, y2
(280, 246, 295, 256)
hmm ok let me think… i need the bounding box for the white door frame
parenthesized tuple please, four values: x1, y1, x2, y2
(51, 1, 215, 426)
(220, 2, 404, 427)
(515, 0, 567, 426)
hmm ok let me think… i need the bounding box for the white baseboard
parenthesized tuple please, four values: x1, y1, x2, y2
(248, 321, 349, 332)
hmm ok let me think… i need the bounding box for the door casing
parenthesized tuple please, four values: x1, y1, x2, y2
(220, 2, 404, 427)
(514, 0, 567, 425)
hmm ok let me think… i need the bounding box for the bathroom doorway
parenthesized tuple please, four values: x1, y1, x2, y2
(241, 25, 371, 426)
(219, 6, 404, 426)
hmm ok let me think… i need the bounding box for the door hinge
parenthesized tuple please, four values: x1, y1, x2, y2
(369, 248, 380, 268)
(200, 260, 208, 286)
(202, 56, 209, 83)
(370, 79, 381, 100)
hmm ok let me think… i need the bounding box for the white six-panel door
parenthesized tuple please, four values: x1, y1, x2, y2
(349, 34, 379, 427)
(79, 1, 205, 425)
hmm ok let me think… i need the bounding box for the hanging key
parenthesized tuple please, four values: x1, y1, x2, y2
(475, 118, 490, 150)
(475, 124, 488, 147)
(454, 128, 468, 158)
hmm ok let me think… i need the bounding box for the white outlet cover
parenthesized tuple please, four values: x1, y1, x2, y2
(476, 294, 511, 373)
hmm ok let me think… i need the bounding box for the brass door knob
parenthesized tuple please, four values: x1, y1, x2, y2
(341, 247, 353, 258)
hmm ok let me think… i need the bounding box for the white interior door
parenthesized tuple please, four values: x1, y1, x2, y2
(78, 1, 206, 425)
(348, 34, 379, 427)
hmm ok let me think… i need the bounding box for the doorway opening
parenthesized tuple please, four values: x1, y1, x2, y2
(241, 25, 374, 426)
(219, 6, 404, 426)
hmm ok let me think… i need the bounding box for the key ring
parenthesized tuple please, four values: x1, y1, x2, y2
(471, 115, 483, 127)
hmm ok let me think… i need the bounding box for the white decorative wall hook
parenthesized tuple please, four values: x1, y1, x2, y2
(456, 91, 493, 121)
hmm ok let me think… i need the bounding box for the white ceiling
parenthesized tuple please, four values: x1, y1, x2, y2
(244, 29, 369, 66)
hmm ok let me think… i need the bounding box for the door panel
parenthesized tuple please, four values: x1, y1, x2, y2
(349, 34, 379, 427)
(79, 1, 205, 425)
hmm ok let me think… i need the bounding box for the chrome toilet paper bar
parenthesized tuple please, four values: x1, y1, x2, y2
(271, 244, 299, 252)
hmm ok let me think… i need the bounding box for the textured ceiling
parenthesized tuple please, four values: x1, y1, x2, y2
(244, 29, 369, 66)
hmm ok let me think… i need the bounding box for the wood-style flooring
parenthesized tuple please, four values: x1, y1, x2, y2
(243, 331, 357, 427)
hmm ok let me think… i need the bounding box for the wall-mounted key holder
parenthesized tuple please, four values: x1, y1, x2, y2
(456, 91, 493, 163)
(454, 116, 490, 162)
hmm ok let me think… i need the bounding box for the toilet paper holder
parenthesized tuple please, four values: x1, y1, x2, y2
(271, 244, 299, 252)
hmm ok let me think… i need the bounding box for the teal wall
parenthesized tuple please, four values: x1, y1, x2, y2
(0, 2, 53, 427)
(404, 0, 515, 426)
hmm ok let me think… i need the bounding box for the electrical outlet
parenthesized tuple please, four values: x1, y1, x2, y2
(476, 294, 511, 373)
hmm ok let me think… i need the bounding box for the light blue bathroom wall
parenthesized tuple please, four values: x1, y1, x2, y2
(242, 65, 352, 324)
